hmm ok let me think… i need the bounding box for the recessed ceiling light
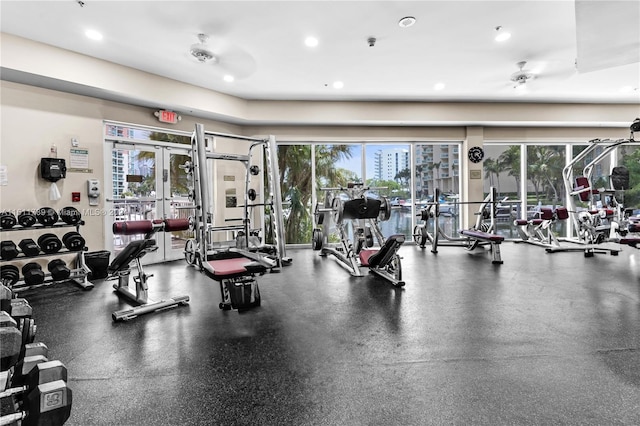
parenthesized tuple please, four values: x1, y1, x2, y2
(223, 75, 234, 83)
(305, 37, 319, 47)
(333, 81, 344, 89)
(85, 29, 103, 41)
(398, 16, 416, 28)
(434, 82, 445, 91)
(494, 26, 511, 42)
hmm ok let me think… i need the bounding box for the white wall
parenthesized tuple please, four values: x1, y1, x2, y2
(0, 80, 242, 251)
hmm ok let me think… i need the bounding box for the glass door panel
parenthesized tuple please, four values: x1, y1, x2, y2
(108, 144, 193, 263)
(109, 144, 162, 263)
(165, 150, 194, 259)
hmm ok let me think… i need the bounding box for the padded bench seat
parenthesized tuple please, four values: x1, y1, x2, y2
(459, 229, 504, 264)
(206, 257, 267, 280)
(459, 229, 504, 242)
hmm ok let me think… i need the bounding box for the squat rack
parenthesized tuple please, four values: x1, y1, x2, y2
(186, 123, 290, 267)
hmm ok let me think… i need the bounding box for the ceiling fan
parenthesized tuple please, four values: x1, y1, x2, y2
(190, 33, 217, 63)
(510, 61, 535, 88)
(187, 33, 257, 80)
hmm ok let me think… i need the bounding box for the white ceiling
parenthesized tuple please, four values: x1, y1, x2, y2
(1, 0, 639, 104)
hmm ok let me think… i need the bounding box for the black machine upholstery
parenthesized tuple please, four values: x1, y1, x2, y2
(108, 239, 156, 274)
(342, 198, 382, 220)
(367, 234, 405, 268)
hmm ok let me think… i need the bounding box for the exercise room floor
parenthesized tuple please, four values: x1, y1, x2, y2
(19, 241, 640, 426)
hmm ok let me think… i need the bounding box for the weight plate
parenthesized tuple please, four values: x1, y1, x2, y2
(35, 207, 59, 226)
(17, 211, 37, 228)
(379, 197, 391, 222)
(312, 228, 323, 251)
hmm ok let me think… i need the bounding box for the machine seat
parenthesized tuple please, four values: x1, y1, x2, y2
(108, 239, 156, 274)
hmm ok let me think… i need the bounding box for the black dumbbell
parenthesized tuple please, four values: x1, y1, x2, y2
(0, 211, 17, 229)
(34, 207, 58, 226)
(0, 360, 73, 426)
(22, 263, 45, 286)
(36, 234, 62, 254)
(0, 312, 44, 374)
(1, 241, 19, 260)
(47, 260, 70, 281)
(1, 265, 20, 287)
(62, 232, 85, 251)
(0, 285, 33, 319)
(18, 239, 40, 257)
(59, 206, 82, 225)
(17, 211, 37, 228)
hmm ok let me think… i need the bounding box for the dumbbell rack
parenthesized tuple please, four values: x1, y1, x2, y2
(0, 221, 94, 292)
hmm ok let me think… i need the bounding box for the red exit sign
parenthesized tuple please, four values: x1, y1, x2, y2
(155, 110, 180, 124)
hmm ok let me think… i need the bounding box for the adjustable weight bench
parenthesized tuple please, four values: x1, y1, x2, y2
(109, 219, 190, 321)
(459, 229, 504, 264)
(358, 234, 405, 287)
(201, 249, 274, 311)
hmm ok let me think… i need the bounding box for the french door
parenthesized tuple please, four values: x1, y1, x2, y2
(105, 142, 193, 263)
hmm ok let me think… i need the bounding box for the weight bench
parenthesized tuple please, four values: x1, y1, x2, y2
(201, 249, 273, 311)
(459, 229, 504, 264)
(109, 219, 190, 321)
(619, 237, 640, 249)
(358, 234, 405, 287)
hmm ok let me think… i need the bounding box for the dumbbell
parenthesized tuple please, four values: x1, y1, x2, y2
(0, 360, 72, 426)
(0, 212, 17, 229)
(19, 239, 41, 257)
(34, 207, 58, 226)
(1, 265, 20, 287)
(22, 263, 45, 286)
(0, 324, 22, 370)
(0, 312, 42, 375)
(1, 241, 19, 260)
(62, 232, 85, 252)
(37, 234, 62, 254)
(0, 288, 33, 319)
(0, 312, 35, 370)
(59, 206, 81, 225)
(47, 260, 70, 282)
(17, 211, 37, 228)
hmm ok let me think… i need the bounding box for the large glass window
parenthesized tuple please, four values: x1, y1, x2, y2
(278, 145, 313, 245)
(415, 143, 462, 237)
(483, 145, 521, 237)
(616, 144, 640, 212)
(365, 144, 411, 237)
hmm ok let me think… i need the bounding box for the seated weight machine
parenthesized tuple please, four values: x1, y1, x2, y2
(514, 206, 570, 251)
(312, 183, 405, 287)
(108, 218, 190, 321)
(182, 124, 282, 310)
(559, 123, 640, 256)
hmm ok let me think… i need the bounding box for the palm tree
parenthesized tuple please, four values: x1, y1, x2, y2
(277, 144, 353, 244)
(527, 146, 564, 203)
(498, 146, 521, 197)
(483, 158, 502, 192)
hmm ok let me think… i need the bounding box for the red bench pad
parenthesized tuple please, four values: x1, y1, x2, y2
(207, 258, 251, 276)
(359, 249, 378, 267)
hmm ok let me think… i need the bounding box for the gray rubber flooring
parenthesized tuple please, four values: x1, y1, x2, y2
(20, 241, 640, 425)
